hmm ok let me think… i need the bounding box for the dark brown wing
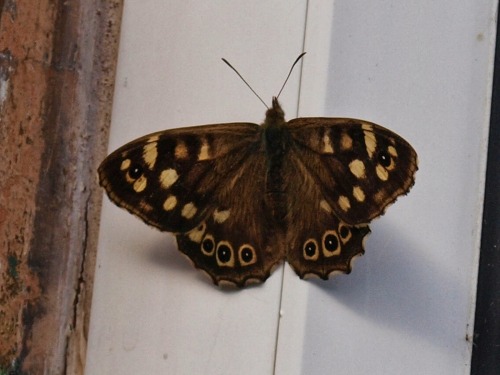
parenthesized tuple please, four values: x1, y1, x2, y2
(98, 123, 261, 233)
(283, 145, 370, 279)
(99, 123, 285, 287)
(175, 149, 285, 287)
(282, 117, 416, 278)
(286, 117, 418, 225)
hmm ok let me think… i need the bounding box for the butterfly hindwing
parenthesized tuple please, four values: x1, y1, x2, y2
(175, 150, 285, 287)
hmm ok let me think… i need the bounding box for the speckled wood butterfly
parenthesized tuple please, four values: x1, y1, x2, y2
(99, 58, 418, 288)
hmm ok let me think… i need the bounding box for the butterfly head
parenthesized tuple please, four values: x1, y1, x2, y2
(262, 97, 285, 129)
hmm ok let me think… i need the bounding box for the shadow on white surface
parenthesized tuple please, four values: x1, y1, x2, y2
(144, 237, 271, 292)
(305, 222, 461, 345)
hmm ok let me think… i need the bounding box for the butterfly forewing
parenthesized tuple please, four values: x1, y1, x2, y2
(98, 123, 261, 233)
(286, 118, 418, 225)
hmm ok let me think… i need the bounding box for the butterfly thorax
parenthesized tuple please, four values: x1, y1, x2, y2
(261, 98, 290, 223)
(262, 98, 289, 155)
(262, 97, 285, 129)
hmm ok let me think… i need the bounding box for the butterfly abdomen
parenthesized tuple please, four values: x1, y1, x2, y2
(262, 100, 292, 224)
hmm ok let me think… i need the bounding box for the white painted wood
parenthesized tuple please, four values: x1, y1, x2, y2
(87, 1, 497, 374)
(276, 1, 497, 374)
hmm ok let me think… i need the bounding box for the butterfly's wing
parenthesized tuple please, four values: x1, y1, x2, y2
(286, 118, 418, 225)
(99, 123, 260, 232)
(282, 147, 371, 279)
(176, 148, 285, 287)
(283, 118, 417, 279)
(99, 123, 284, 287)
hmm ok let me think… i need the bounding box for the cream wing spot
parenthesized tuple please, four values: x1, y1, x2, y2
(213, 209, 231, 223)
(340, 132, 353, 150)
(388, 145, 398, 157)
(181, 202, 197, 219)
(361, 123, 374, 132)
(376, 164, 389, 181)
(188, 223, 206, 243)
(353, 186, 366, 202)
(143, 142, 158, 169)
(197, 139, 210, 160)
(349, 159, 366, 179)
(322, 133, 334, 153)
(133, 176, 147, 192)
(364, 130, 377, 159)
(362, 124, 376, 158)
(320, 200, 332, 213)
(159, 168, 179, 189)
(163, 195, 177, 211)
(175, 140, 188, 159)
(120, 159, 131, 170)
(148, 135, 159, 142)
(338, 195, 351, 212)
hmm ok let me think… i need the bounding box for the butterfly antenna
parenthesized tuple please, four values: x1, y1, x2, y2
(276, 52, 306, 99)
(222, 58, 269, 109)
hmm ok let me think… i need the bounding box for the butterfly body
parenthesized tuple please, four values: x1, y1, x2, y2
(99, 98, 417, 288)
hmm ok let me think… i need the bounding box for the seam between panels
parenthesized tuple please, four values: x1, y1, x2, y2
(273, 3, 310, 374)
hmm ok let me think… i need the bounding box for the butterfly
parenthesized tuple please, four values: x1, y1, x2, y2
(98, 55, 418, 288)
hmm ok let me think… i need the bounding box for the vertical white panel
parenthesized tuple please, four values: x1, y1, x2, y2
(276, 1, 496, 375)
(86, 1, 306, 374)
